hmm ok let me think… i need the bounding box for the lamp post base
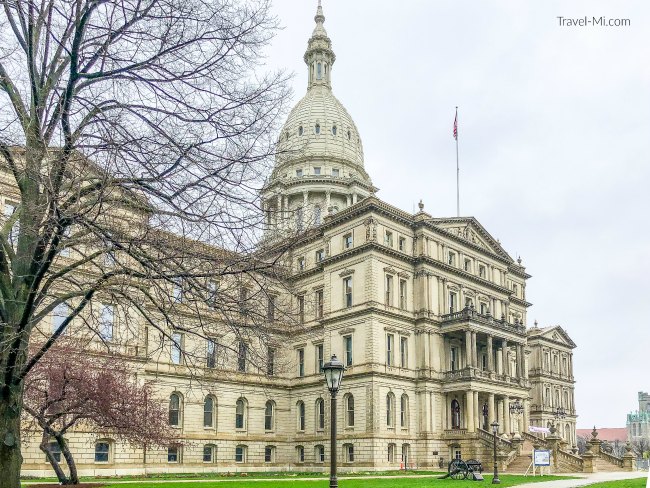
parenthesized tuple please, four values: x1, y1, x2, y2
(329, 477, 338, 488)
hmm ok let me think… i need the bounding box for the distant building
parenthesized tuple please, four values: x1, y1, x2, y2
(627, 391, 650, 442)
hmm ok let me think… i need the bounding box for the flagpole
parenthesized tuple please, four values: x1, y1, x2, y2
(455, 106, 460, 217)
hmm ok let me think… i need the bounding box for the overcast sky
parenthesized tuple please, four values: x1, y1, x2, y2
(264, 0, 650, 429)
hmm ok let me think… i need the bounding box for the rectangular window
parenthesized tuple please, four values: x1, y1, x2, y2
(385, 275, 393, 306)
(94, 442, 110, 463)
(464, 258, 471, 272)
(315, 290, 324, 319)
(317, 445, 325, 462)
(172, 278, 183, 303)
(297, 257, 305, 270)
(264, 446, 274, 463)
(267, 348, 275, 376)
(168, 446, 180, 463)
(399, 279, 407, 309)
(400, 337, 408, 368)
(480, 302, 487, 315)
(479, 264, 486, 278)
(346, 444, 354, 462)
(207, 280, 217, 308)
(344, 335, 353, 366)
(237, 342, 247, 372)
(384, 230, 393, 247)
(482, 354, 488, 371)
(203, 445, 214, 463)
(267, 296, 275, 321)
(235, 446, 245, 463)
(316, 343, 324, 373)
(206, 339, 216, 368)
(448, 251, 456, 266)
(296, 169, 303, 177)
(343, 233, 353, 249)
(315, 249, 325, 262)
(332, 168, 340, 177)
(297, 446, 305, 462)
(298, 295, 305, 323)
(298, 348, 305, 377)
(171, 332, 182, 364)
(343, 277, 353, 308)
(449, 291, 457, 313)
(451, 347, 458, 371)
(99, 303, 114, 341)
(46, 442, 61, 463)
(386, 334, 394, 366)
(52, 303, 70, 334)
(398, 236, 406, 252)
(313, 166, 321, 175)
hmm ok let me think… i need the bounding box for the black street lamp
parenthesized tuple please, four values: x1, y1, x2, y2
(323, 354, 345, 488)
(491, 420, 501, 484)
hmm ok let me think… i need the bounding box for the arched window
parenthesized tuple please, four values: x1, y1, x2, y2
(315, 444, 325, 463)
(316, 398, 325, 430)
(482, 402, 489, 430)
(235, 444, 247, 463)
(332, 125, 337, 135)
(317, 62, 322, 79)
(297, 401, 306, 431)
(298, 125, 303, 136)
(386, 393, 395, 427)
(315, 123, 321, 135)
(169, 393, 181, 427)
(345, 394, 355, 427)
(296, 445, 305, 462)
(235, 398, 247, 430)
(451, 399, 461, 429)
(347, 130, 351, 140)
(388, 443, 396, 463)
(204, 396, 216, 428)
(264, 400, 274, 431)
(400, 394, 409, 429)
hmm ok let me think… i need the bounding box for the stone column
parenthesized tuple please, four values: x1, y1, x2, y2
(471, 332, 478, 368)
(443, 393, 449, 430)
(523, 398, 530, 434)
(488, 393, 496, 426)
(497, 399, 504, 434)
(465, 330, 472, 369)
(487, 335, 494, 372)
(496, 348, 503, 375)
(473, 390, 480, 429)
(325, 190, 331, 212)
(504, 395, 511, 435)
(502, 339, 509, 376)
(523, 350, 529, 379)
(466, 390, 475, 432)
(352, 192, 358, 204)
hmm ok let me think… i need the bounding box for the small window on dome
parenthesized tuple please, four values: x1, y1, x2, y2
(315, 124, 320, 134)
(347, 130, 351, 140)
(332, 168, 340, 177)
(285, 132, 289, 141)
(313, 167, 321, 175)
(296, 169, 303, 177)
(332, 125, 337, 135)
(298, 126, 303, 136)
(317, 62, 322, 80)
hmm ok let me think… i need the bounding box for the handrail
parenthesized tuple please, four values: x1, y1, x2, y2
(477, 428, 513, 449)
(599, 447, 624, 467)
(556, 449, 584, 468)
(522, 431, 550, 448)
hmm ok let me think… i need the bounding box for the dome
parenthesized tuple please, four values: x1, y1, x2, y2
(269, 1, 372, 186)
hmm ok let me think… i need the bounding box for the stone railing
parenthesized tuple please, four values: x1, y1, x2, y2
(477, 428, 513, 451)
(442, 428, 468, 439)
(522, 431, 550, 448)
(441, 306, 527, 335)
(556, 449, 584, 471)
(599, 447, 624, 468)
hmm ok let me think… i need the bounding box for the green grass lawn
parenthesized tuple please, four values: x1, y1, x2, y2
(24, 474, 578, 488)
(586, 477, 648, 488)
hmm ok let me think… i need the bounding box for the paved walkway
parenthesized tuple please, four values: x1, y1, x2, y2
(514, 470, 648, 488)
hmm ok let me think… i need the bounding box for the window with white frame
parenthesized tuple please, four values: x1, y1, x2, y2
(264, 400, 274, 431)
(206, 339, 217, 368)
(316, 343, 324, 373)
(316, 398, 325, 430)
(203, 444, 216, 463)
(298, 295, 305, 323)
(296, 445, 305, 463)
(315, 249, 325, 262)
(235, 398, 247, 430)
(384, 230, 393, 247)
(99, 303, 114, 341)
(169, 393, 182, 427)
(345, 394, 355, 427)
(297, 401, 306, 431)
(385, 274, 393, 306)
(388, 443, 396, 463)
(344, 443, 354, 462)
(343, 232, 353, 249)
(204, 396, 216, 428)
(398, 236, 406, 252)
(264, 446, 275, 463)
(235, 445, 247, 463)
(451, 347, 458, 371)
(400, 336, 408, 368)
(386, 393, 395, 428)
(343, 277, 353, 308)
(298, 348, 305, 377)
(448, 251, 456, 266)
(315, 290, 324, 319)
(315, 445, 325, 463)
(168, 445, 181, 463)
(464, 258, 471, 272)
(171, 332, 183, 364)
(344, 335, 353, 366)
(386, 333, 394, 366)
(400, 394, 409, 428)
(94, 441, 110, 463)
(399, 279, 407, 309)
(448, 291, 457, 313)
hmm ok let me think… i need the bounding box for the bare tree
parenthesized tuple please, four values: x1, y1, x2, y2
(0, 0, 294, 485)
(23, 341, 177, 485)
(631, 438, 650, 459)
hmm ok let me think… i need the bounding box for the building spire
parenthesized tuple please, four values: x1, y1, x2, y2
(304, 0, 335, 90)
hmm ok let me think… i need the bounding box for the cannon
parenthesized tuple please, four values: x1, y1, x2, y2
(441, 458, 484, 481)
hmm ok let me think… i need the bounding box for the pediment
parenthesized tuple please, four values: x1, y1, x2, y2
(538, 326, 576, 349)
(432, 218, 510, 260)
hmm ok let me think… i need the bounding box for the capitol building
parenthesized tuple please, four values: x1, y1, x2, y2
(17, 2, 579, 476)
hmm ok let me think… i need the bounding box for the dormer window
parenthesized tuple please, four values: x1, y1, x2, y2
(296, 169, 303, 177)
(298, 126, 303, 136)
(332, 125, 337, 135)
(315, 124, 321, 134)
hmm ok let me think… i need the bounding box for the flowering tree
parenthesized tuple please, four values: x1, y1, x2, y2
(23, 343, 177, 485)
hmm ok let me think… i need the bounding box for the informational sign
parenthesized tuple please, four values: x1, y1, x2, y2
(534, 449, 551, 466)
(529, 425, 551, 434)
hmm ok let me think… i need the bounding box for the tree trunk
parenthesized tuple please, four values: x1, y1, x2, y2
(57, 433, 79, 484)
(0, 388, 24, 488)
(39, 431, 69, 485)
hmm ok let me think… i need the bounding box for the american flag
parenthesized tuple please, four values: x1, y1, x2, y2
(453, 111, 458, 140)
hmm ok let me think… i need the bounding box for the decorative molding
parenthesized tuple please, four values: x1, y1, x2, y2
(383, 266, 398, 275)
(338, 268, 355, 277)
(397, 271, 411, 279)
(338, 327, 355, 335)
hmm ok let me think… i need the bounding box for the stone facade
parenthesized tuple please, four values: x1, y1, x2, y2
(627, 392, 650, 442)
(11, 1, 579, 478)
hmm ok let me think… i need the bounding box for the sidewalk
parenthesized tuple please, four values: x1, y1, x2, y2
(515, 470, 648, 488)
